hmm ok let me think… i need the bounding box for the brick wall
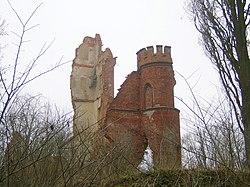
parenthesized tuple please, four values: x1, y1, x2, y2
(104, 45, 181, 169)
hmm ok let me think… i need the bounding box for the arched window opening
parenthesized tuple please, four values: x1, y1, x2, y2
(144, 83, 153, 109)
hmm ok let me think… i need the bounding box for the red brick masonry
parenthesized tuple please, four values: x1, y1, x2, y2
(104, 45, 181, 168)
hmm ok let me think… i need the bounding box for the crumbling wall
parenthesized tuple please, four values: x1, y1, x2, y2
(70, 34, 115, 150)
(104, 72, 146, 165)
(71, 35, 181, 169)
(104, 45, 181, 168)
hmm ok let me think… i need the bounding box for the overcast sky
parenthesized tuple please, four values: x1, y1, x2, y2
(1, 0, 220, 125)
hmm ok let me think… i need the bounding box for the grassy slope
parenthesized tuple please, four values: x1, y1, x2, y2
(106, 169, 250, 187)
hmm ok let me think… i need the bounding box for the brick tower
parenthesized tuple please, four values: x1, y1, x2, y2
(138, 46, 181, 168)
(105, 45, 181, 169)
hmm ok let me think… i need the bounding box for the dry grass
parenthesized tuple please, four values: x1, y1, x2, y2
(108, 169, 250, 187)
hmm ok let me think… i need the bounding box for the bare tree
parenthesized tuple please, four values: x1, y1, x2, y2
(0, 2, 67, 130)
(0, 94, 74, 186)
(0, 18, 7, 63)
(188, 0, 250, 166)
(0, 2, 72, 186)
(178, 73, 245, 170)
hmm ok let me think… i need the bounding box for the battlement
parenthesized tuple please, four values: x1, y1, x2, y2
(137, 45, 172, 69)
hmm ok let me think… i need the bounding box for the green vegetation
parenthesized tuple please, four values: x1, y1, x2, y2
(108, 170, 250, 187)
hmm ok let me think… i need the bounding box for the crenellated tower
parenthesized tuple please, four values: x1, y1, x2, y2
(137, 45, 175, 109)
(105, 45, 181, 169)
(137, 45, 181, 168)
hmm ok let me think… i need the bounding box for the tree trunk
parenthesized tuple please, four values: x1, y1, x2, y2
(241, 76, 250, 167)
(234, 0, 250, 167)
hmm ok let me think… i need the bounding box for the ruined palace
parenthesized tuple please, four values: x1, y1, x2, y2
(70, 34, 181, 168)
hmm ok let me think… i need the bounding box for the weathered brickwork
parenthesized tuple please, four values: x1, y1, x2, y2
(70, 34, 115, 152)
(71, 34, 181, 169)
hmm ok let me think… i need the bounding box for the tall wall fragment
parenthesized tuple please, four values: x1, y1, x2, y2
(70, 34, 115, 151)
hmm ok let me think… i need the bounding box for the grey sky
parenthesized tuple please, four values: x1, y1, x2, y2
(1, 0, 219, 122)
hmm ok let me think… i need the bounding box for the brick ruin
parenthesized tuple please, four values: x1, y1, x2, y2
(70, 34, 181, 169)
